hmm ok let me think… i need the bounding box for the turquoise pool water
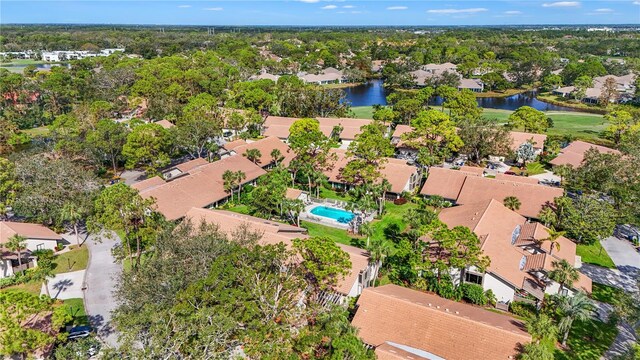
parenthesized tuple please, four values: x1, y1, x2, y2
(310, 206, 355, 223)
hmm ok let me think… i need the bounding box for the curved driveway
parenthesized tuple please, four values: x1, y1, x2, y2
(83, 232, 122, 348)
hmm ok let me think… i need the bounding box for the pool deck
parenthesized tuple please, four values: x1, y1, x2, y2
(301, 204, 352, 230)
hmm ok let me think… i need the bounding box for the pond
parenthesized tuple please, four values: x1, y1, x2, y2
(0, 63, 70, 73)
(343, 80, 579, 112)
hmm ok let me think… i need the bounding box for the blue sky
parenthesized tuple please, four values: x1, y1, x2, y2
(2, 1, 639, 26)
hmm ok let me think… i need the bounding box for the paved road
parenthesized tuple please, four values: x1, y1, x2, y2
(40, 270, 86, 300)
(581, 237, 639, 360)
(84, 232, 122, 349)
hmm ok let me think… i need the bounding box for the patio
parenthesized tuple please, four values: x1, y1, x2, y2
(300, 197, 372, 231)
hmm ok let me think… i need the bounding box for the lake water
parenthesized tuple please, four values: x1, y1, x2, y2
(0, 63, 70, 73)
(343, 80, 579, 112)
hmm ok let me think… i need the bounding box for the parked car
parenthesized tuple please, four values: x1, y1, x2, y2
(67, 326, 94, 340)
(504, 171, 517, 175)
(614, 224, 640, 245)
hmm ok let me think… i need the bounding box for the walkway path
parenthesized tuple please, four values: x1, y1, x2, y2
(84, 232, 122, 349)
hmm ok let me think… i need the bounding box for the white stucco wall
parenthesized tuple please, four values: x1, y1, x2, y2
(24, 238, 58, 252)
(0, 259, 14, 279)
(483, 273, 516, 303)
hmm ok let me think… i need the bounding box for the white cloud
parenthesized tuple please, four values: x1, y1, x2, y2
(203, 7, 223, 11)
(387, 6, 408, 10)
(321, 4, 337, 9)
(342, 5, 355, 9)
(633, 1, 640, 4)
(504, 10, 522, 14)
(595, 8, 613, 12)
(177, 5, 191, 8)
(351, 10, 363, 14)
(299, 0, 320, 3)
(542, 2, 581, 8)
(427, 8, 488, 14)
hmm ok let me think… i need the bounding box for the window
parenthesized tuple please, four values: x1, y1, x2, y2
(36, 243, 44, 251)
(511, 225, 521, 245)
(465, 272, 483, 285)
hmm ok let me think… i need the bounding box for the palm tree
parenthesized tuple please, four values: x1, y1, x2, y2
(527, 314, 558, 344)
(222, 170, 236, 202)
(270, 148, 283, 166)
(235, 170, 247, 200)
(366, 237, 389, 285)
(548, 259, 579, 294)
(503, 196, 521, 211)
(519, 342, 554, 360)
(359, 222, 374, 247)
(6, 235, 27, 270)
(538, 206, 557, 228)
(244, 148, 262, 165)
(33, 250, 55, 298)
(557, 292, 594, 345)
(60, 201, 84, 247)
(540, 227, 565, 255)
(554, 164, 574, 186)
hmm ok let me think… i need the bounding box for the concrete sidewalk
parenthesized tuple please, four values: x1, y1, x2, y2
(40, 270, 86, 300)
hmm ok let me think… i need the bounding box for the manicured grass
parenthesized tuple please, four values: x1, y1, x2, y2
(351, 106, 375, 119)
(369, 202, 417, 248)
(0, 281, 42, 295)
(576, 242, 616, 269)
(352, 105, 607, 141)
(591, 283, 625, 305)
(22, 126, 50, 137)
(301, 221, 362, 247)
(475, 89, 527, 98)
(53, 246, 89, 274)
(554, 319, 618, 360)
(225, 204, 251, 215)
(526, 162, 546, 176)
(319, 187, 350, 201)
(63, 298, 89, 326)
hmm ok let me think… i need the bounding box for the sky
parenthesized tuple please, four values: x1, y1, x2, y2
(1, 0, 639, 26)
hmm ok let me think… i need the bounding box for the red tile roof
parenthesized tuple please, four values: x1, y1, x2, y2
(420, 167, 482, 200)
(550, 141, 621, 168)
(509, 131, 546, 151)
(352, 284, 531, 360)
(0, 221, 62, 244)
(229, 136, 295, 167)
(135, 156, 266, 220)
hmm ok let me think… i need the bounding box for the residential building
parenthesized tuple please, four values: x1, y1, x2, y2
(0, 221, 63, 278)
(509, 131, 547, 154)
(41, 49, 125, 62)
(183, 207, 376, 303)
(132, 156, 266, 221)
(153, 119, 175, 129)
(262, 116, 374, 147)
(223, 136, 295, 168)
(249, 70, 280, 82)
(0, 221, 62, 252)
(297, 67, 345, 85)
(324, 149, 421, 199)
(439, 199, 592, 304)
(550, 140, 621, 168)
(458, 78, 484, 92)
(421, 167, 563, 218)
(351, 284, 531, 360)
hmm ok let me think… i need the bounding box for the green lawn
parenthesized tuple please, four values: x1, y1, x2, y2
(554, 319, 618, 360)
(319, 187, 350, 201)
(302, 221, 362, 247)
(351, 106, 607, 141)
(22, 126, 51, 137)
(0, 281, 42, 295)
(351, 106, 375, 119)
(53, 246, 89, 274)
(576, 242, 616, 269)
(225, 204, 251, 215)
(302, 201, 417, 252)
(63, 298, 89, 326)
(591, 283, 625, 305)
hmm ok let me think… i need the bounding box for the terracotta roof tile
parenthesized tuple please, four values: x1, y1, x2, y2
(352, 284, 531, 360)
(550, 141, 620, 168)
(495, 173, 540, 185)
(230, 136, 295, 167)
(0, 222, 62, 244)
(509, 131, 546, 151)
(420, 167, 482, 200)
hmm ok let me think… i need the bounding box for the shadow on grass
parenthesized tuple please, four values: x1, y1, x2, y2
(554, 318, 618, 360)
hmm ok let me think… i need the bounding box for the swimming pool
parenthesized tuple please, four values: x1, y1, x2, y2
(310, 206, 355, 223)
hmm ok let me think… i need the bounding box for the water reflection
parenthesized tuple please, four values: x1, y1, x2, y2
(343, 80, 579, 112)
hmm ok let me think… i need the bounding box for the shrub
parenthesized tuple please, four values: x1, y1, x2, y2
(393, 198, 407, 205)
(509, 301, 537, 318)
(462, 283, 488, 305)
